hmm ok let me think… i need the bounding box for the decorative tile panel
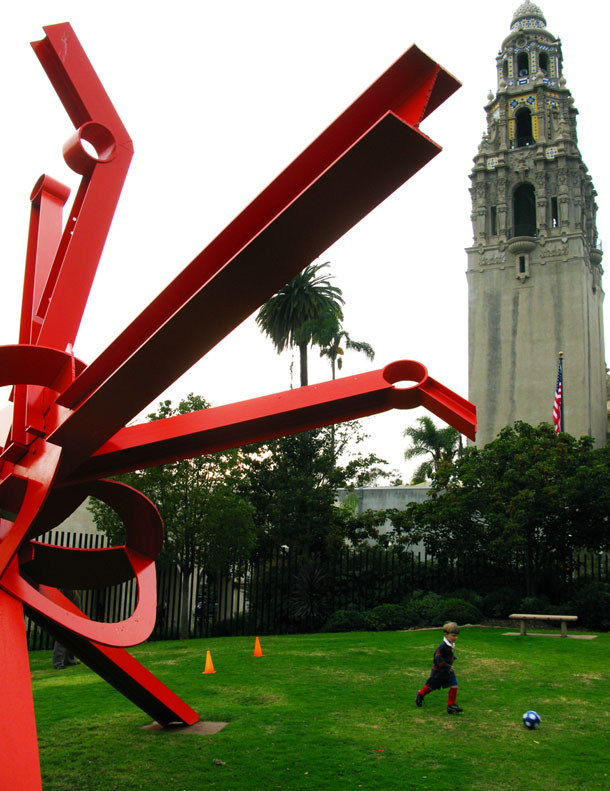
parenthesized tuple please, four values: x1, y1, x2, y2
(532, 114, 539, 140)
(509, 95, 537, 117)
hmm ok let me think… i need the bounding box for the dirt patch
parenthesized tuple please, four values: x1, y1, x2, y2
(437, 719, 459, 729)
(240, 693, 281, 706)
(574, 673, 604, 684)
(467, 657, 521, 672)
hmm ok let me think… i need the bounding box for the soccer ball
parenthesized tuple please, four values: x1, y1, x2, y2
(522, 710, 541, 730)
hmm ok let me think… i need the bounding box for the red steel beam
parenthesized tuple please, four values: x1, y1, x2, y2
(0, 588, 42, 791)
(20, 175, 71, 347)
(2, 548, 156, 647)
(9, 177, 72, 454)
(25, 587, 199, 726)
(50, 45, 460, 479)
(63, 360, 476, 484)
(30, 24, 133, 353)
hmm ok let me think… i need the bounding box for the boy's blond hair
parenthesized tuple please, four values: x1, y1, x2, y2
(443, 621, 460, 634)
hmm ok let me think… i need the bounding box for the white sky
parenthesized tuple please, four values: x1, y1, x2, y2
(1, 1, 608, 481)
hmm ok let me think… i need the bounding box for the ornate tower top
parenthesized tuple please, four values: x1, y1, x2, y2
(466, 3, 606, 449)
(478, 3, 579, 163)
(497, 3, 562, 96)
(511, 2, 547, 31)
(472, 2, 601, 252)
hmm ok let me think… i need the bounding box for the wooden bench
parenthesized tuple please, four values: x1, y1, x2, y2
(509, 613, 578, 638)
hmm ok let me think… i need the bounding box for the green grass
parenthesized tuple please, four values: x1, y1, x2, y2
(30, 628, 610, 790)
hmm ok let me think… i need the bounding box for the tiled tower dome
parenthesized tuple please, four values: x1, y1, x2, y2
(511, 2, 547, 31)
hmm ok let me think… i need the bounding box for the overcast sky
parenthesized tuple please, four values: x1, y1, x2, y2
(1, 1, 608, 480)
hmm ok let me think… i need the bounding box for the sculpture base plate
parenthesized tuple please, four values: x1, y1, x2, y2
(142, 720, 228, 735)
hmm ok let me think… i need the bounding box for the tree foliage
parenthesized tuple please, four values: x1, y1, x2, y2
(315, 322, 375, 380)
(255, 261, 344, 386)
(403, 415, 462, 483)
(237, 421, 396, 556)
(394, 422, 610, 594)
(88, 394, 256, 636)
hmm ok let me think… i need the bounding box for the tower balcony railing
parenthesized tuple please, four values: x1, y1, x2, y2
(507, 224, 538, 239)
(509, 137, 536, 149)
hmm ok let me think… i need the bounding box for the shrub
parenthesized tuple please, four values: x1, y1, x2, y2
(290, 560, 330, 629)
(571, 582, 610, 631)
(401, 599, 424, 626)
(450, 588, 483, 608)
(546, 603, 576, 616)
(321, 608, 368, 633)
(481, 587, 522, 618)
(212, 619, 234, 637)
(431, 598, 482, 626)
(364, 603, 414, 631)
(518, 595, 551, 614)
(402, 591, 443, 624)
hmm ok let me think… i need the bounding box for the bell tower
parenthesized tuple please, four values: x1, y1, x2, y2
(467, 2, 606, 446)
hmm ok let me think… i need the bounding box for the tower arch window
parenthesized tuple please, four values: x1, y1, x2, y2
(551, 196, 559, 228)
(517, 52, 529, 77)
(516, 254, 530, 281)
(503, 59, 509, 81)
(515, 107, 534, 147)
(538, 52, 548, 75)
(513, 183, 537, 237)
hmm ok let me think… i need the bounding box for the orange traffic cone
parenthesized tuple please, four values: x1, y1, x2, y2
(253, 636, 264, 657)
(203, 650, 216, 674)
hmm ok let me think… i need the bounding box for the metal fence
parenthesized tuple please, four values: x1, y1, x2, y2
(25, 532, 610, 649)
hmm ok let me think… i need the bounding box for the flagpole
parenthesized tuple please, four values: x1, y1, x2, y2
(559, 351, 564, 433)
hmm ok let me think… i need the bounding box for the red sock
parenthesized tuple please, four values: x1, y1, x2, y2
(418, 685, 432, 696)
(447, 687, 458, 706)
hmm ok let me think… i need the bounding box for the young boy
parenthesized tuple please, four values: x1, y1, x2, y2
(415, 621, 463, 714)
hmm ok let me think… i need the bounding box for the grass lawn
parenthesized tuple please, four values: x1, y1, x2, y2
(30, 627, 609, 790)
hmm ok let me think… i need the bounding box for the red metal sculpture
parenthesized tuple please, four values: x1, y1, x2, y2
(0, 23, 472, 789)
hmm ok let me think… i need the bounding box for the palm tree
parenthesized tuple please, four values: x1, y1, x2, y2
(318, 326, 375, 380)
(300, 319, 375, 461)
(403, 415, 462, 483)
(256, 262, 344, 386)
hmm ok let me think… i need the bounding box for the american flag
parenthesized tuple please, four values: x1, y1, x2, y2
(552, 356, 563, 434)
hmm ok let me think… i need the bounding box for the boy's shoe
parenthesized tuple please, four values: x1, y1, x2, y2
(415, 692, 424, 707)
(447, 704, 463, 714)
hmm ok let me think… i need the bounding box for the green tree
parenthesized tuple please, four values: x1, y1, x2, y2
(403, 415, 462, 483)
(336, 420, 398, 489)
(238, 429, 345, 556)
(88, 394, 255, 638)
(256, 261, 344, 386)
(397, 422, 610, 595)
(238, 421, 394, 557)
(337, 498, 393, 547)
(312, 319, 375, 380)
(289, 316, 376, 460)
